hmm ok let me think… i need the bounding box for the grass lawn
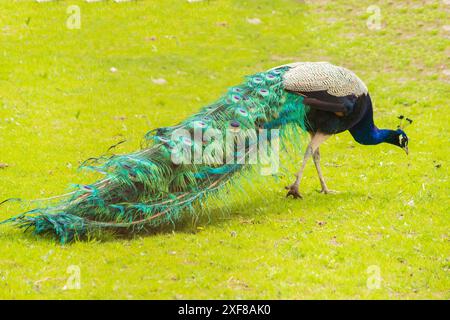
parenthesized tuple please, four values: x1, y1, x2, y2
(0, 0, 449, 299)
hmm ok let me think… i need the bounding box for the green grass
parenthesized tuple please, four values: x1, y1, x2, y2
(0, 0, 449, 299)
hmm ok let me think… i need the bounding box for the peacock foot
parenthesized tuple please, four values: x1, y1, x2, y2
(285, 185, 303, 199)
(318, 188, 339, 195)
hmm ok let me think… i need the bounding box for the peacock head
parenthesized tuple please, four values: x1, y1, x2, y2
(383, 129, 409, 154)
(392, 129, 409, 155)
(392, 115, 412, 155)
(383, 115, 412, 154)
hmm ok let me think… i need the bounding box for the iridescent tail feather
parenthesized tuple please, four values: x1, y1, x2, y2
(1, 67, 308, 243)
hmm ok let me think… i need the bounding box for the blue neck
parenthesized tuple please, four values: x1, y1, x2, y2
(349, 99, 396, 145)
(351, 127, 396, 145)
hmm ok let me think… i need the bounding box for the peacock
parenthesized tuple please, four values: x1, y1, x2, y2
(1, 62, 410, 243)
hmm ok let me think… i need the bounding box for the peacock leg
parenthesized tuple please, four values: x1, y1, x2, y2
(286, 132, 331, 198)
(285, 143, 312, 199)
(312, 148, 337, 194)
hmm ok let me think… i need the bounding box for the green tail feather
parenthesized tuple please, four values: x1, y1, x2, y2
(1, 67, 308, 243)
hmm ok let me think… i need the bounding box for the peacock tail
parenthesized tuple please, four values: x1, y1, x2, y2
(1, 67, 308, 243)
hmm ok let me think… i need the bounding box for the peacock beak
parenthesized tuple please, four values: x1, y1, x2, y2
(403, 145, 409, 155)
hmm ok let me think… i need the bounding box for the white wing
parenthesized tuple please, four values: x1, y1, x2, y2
(277, 62, 368, 97)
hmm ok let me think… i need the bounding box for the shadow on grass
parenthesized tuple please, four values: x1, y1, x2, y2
(0, 185, 364, 245)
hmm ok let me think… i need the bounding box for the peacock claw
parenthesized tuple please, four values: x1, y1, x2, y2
(318, 189, 339, 195)
(285, 185, 303, 199)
